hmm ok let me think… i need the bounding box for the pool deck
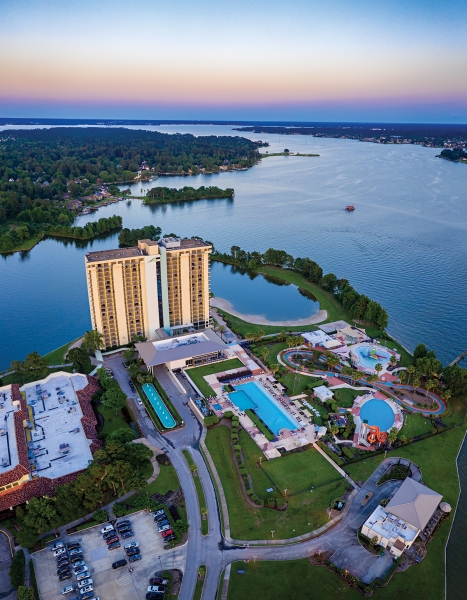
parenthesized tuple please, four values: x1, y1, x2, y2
(210, 297, 327, 326)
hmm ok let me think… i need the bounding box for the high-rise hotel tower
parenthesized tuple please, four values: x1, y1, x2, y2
(85, 237, 212, 348)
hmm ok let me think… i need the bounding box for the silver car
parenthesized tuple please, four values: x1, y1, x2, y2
(76, 571, 91, 582)
(78, 579, 93, 589)
(74, 565, 88, 575)
(80, 585, 94, 595)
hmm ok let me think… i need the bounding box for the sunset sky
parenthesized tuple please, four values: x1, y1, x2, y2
(1, 0, 466, 122)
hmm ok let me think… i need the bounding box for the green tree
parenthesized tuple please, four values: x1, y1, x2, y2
(9, 359, 26, 384)
(174, 519, 189, 534)
(260, 347, 269, 364)
(218, 325, 226, 341)
(443, 389, 452, 403)
(55, 482, 84, 519)
(425, 378, 437, 397)
(374, 363, 383, 377)
(16, 526, 38, 550)
(102, 388, 126, 416)
(413, 343, 427, 359)
(23, 352, 48, 380)
(388, 427, 399, 444)
(93, 509, 108, 524)
(123, 348, 135, 364)
(407, 365, 415, 385)
(23, 497, 60, 533)
(107, 428, 137, 445)
(82, 329, 105, 352)
(9, 549, 25, 588)
(15, 226, 30, 242)
(17, 586, 33, 600)
(66, 347, 91, 372)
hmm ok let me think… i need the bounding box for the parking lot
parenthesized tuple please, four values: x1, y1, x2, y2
(33, 511, 187, 600)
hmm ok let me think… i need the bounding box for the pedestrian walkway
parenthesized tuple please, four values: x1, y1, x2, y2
(312, 442, 359, 489)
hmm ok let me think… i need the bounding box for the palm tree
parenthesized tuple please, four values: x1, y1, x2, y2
(388, 427, 398, 444)
(201, 507, 208, 519)
(425, 378, 436, 397)
(374, 363, 383, 377)
(260, 347, 269, 364)
(367, 373, 378, 383)
(270, 364, 279, 376)
(330, 425, 339, 436)
(278, 330, 287, 342)
(443, 389, 452, 403)
(342, 365, 353, 383)
(190, 463, 198, 476)
(389, 355, 397, 366)
(245, 332, 255, 343)
(218, 325, 226, 341)
(407, 365, 415, 385)
(286, 336, 296, 349)
(413, 376, 420, 389)
(82, 329, 105, 352)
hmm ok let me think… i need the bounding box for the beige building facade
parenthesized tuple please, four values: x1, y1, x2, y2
(85, 237, 211, 348)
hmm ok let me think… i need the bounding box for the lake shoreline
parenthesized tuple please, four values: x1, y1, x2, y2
(210, 297, 327, 326)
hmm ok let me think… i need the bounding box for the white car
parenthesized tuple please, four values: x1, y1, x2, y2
(76, 571, 91, 581)
(51, 541, 65, 551)
(61, 586, 75, 595)
(54, 548, 67, 557)
(124, 541, 139, 550)
(78, 578, 93, 589)
(79, 584, 94, 593)
(100, 524, 115, 535)
(158, 524, 171, 533)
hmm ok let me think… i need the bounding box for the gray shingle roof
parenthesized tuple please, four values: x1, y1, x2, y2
(386, 477, 442, 531)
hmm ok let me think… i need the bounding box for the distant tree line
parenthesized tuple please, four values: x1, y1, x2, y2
(143, 185, 234, 204)
(212, 245, 389, 328)
(49, 215, 122, 240)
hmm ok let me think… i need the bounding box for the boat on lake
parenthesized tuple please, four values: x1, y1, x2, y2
(345, 204, 355, 211)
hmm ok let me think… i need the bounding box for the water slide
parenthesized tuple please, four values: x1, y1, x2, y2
(367, 425, 388, 444)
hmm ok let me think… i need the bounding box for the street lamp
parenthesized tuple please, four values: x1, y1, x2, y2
(258, 456, 262, 467)
(271, 530, 275, 539)
(284, 489, 288, 498)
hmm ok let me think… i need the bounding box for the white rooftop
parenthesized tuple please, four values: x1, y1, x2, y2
(0, 387, 20, 473)
(23, 373, 93, 479)
(364, 504, 418, 544)
(151, 331, 209, 352)
(314, 385, 334, 401)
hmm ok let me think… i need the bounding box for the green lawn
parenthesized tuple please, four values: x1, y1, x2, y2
(277, 372, 321, 396)
(250, 341, 287, 367)
(206, 426, 348, 540)
(182, 450, 209, 535)
(399, 413, 434, 439)
(97, 402, 136, 436)
(216, 308, 314, 337)
(186, 358, 244, 397)
(42, 338, 81, 366)
(126, 463, 181, 506)
(332, 387, 366, 408)
(192, 571, 206, 600)
(227, 559, 361, 600)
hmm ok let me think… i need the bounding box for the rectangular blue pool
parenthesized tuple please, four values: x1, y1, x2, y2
(228, 381, 299, 436)
(142, 383, 176, 429)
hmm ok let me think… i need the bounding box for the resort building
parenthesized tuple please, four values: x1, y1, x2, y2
(85, 237, 212, 348)
(314, 385, 334, 402)
(136, 329, 227, 373)
(361, 478, 442, 557)
(0, 372, 101, 511)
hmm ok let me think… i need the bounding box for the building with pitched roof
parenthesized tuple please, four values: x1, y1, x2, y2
(361, 477, 442, 557)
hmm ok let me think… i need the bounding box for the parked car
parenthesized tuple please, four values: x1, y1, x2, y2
(57, 555, 70, 564)
(137, 398, 143, 405)
(51, 541, 65, 551)
(103, 530, 117, 540)
(129, 553, 142, 562)
(76, 572, 91, 582)
(57, 566, 71, 575)
(77, 579, 93, 589)
(61, 585, 75, 595)
(163, 534, 176, 542)
(150, 577, 169, 586)
(67, 543, 81, 551)
(121, 531, 134, 539)
(153, 512, 166, 521)
(54, 548, 67, 557)
(156, 520, 170, 529)
(59, 572, 72, 581)
(158, 524, 171, 533)
(154, 515, 169, 524)
(106, 536, 119, 545)
(80, 593, 94, 600)
(79, 585, 94, 594)
(152, 509, 165, 518)
(112, 559, 127, 569)
(73, 565, 88, 575)
(70, 556, 84, 564)
(69, 548, 82, 556)
(147, 586, 166, 594)
(116, 519, 131, 527)
(126, 548, 139, 556)
(100, 524, 115, 535)
(108, 541, 121, 551)
(161, 529, 173, 538)
(146, 594, 163, 600)
(124, 541, 139, 550)
(57, 560, 70, 569)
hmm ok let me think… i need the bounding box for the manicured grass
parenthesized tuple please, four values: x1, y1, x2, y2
(76, 519, 101, 532)
(250, 341, 287, 366)
(148, 464, 181, 496)
(42, 338, 81, 366)
(186, 358, 244, 397)
(216, 308, 317, 337)
(182, 450, 209, 535)
(332, 387, 366, 408)
(206, 426, 348, 540)
(97, 402, 136, 436)
(277, 372, 320, 395)
(1, 365, 75, 385)
(192, 570, 206, 600)
(399, 413, 434, 438)
(228, 559, 361, 600)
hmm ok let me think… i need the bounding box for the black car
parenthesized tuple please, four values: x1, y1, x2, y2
(108, 541, 121, 550)
(153, 513, 167, 522)
(57, 560, 70, 569)
(116, 520, 131, 527)
(57, 567, 71, 576)
(146, 593, 164, 600)
(121, 531, 134, 539)
(163, 534, 176, 542)
(129, 553, 142, 562)
(157, 520, 170, 529)
(70, 555, 84, 563)
(103, 531, 116, 540)
(117, 525, 132, 534)
(58, 572, 72, 581)
(57, 556, 70, 564)
(67, 543, 80, 551)
(126, 547, 139, 556)
(112, 559, 128, 569)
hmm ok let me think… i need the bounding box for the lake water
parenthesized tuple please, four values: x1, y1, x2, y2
(210, 261, 319, 322)
(0, 123, 467, 592)
(1, 125, 467, 370)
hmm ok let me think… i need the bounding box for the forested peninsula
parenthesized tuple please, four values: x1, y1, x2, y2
(143, 185, 234, 204)
(437, 148, 467, 162)
(0, 127, 258, 253)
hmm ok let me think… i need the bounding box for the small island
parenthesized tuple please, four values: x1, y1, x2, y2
(437, 148, 467, 162)
(143, 185, 234, 204)
(260, 151, 319, 158)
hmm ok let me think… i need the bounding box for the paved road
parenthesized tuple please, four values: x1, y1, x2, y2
(103, 354, 410, 599)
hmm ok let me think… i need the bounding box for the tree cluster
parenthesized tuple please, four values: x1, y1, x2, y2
(144, 185, 234, 204)
(9, 352, 48, 384)
(213, 245, 389, 329)
(439, 148, 467, 161)
(49, 215, 122, 240)
(118, 224, 162, 247)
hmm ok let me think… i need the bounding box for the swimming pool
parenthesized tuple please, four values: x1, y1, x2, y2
(228, 381, 300, 436)
(142, 383, 176, 429)
(354, 345, 391, 371)
(359, 399, 395, 432)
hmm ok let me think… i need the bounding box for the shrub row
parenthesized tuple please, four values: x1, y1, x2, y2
(317, 441, 344, 465)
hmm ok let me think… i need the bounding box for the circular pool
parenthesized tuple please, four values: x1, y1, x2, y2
(359, 399, 395, 432)
(353, 344, 391, 372)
